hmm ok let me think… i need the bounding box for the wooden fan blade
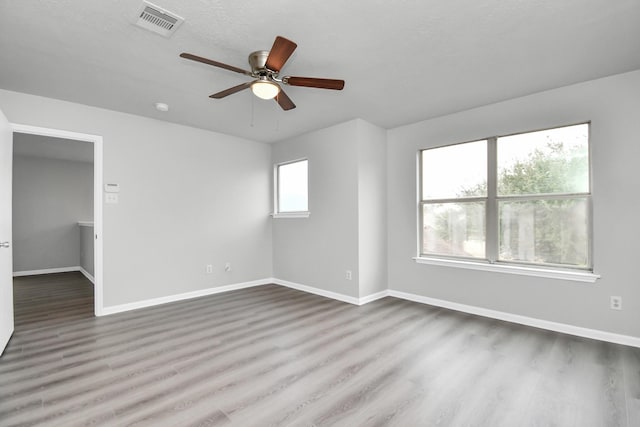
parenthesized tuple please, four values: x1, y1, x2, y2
(180, 53, 251, 76)
(265, 36, 297, 72)
(275, 89, 296, 111)
(284, 76, 345, 90)
(210, 82, 253, 99)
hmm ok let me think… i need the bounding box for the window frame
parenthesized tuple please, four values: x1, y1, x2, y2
(417, 123, 596, 280)
(418, 138, 489, 262)
(273, 158, 310, 218)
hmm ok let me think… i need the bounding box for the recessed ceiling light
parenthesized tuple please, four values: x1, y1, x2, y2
(155, 102, 169, 112)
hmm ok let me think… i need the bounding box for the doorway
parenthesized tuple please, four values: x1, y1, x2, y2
(10, 124, 104, 316)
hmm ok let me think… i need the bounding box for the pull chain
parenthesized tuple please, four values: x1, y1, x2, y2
(250, 92, 255, 127)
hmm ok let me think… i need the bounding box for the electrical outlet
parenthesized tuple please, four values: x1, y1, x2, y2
(610, 296, 622, 310)
(206, 264, 213, 274)
(346, 270, 352, 280)
(105, 193, 119, 204)
(224, 262, 231, 272)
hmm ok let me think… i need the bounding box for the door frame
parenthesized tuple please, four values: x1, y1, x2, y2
(11, 123, 104, 316)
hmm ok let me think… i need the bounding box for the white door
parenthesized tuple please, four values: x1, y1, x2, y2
(0, 109, 14, 355)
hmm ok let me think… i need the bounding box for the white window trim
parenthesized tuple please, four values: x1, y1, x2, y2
(273, 158, 309, 218)
(413, 256, 599, 283)
(417, 122, 593, 276)
(271, 211, 310, 219)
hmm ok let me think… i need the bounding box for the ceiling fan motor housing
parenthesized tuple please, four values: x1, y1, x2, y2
(248, 51, 271, 76)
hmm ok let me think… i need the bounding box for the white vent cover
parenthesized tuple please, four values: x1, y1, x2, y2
(135, 1, 183, 37)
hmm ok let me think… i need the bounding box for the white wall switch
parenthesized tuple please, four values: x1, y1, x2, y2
(104, 183, 120, 193)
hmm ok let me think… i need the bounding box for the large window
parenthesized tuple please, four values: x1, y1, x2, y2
(275, 159, 308, 214)
(419, 123, 591, 270)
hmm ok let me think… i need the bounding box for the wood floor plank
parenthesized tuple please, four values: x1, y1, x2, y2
(0, 272, 638, 426)
(520, 334, 628, 426)
(104, 301, 416, 426)
(222, 307, 440, 425)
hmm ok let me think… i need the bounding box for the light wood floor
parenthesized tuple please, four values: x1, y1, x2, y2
(1, 273, 639, 426)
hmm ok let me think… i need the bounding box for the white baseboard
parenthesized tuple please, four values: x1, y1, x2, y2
(78, 267, 95, 284)
(388, 289, 640, 348)
(271, 278, 361, 305)
(101, 278, 388, 317)
(271, 278, 389, 306)
(13, 266, 95, 285)
(91, 273, 640, 348)
(13, 266, 81, 277)
(359, 289, 390, 305)
(100, 278, 273, 316)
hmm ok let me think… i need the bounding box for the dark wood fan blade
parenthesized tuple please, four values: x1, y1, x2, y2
(210, 82, 253, 99)
(284, 76, 345, 90)
(180, 53, 251, 76)
(275, 89, 296, 110)
(265, 36, 297, 72)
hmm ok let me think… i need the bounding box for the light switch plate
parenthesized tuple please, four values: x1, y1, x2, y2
(104, 183, 120, 193)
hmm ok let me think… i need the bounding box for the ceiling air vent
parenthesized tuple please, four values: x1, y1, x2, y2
(135, 1, 184, 37)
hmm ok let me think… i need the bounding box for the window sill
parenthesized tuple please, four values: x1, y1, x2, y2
(271, 212, 310, 219)
(413, 257, 600, 283)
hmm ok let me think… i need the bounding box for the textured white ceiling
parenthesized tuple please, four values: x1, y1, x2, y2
(1, 0, 639, 143)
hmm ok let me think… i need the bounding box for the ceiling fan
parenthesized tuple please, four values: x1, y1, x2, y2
(180, 36, 345, 111)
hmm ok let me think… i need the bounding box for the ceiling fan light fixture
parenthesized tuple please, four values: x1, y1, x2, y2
(251, 80, 280, 100)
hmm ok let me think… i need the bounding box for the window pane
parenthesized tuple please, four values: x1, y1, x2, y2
(498, 198, 589, 267)
(497, 124, 589, 196)
(422, 202, 486, 258)
(422, 140, 487, 200)
(278, 160, 308, 212)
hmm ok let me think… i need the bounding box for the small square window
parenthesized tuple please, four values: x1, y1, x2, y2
(276, 159, 308, 214)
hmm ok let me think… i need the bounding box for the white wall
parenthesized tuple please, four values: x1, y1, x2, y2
(79, 224, 94, 277)
(12, 154, 93, 272)
(356, 120, 387, 298)
(272, 119, 388, 299)
(0, 89, 273, 308)
(272, 120, 360, 297)
(387, 70, 640, 338)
